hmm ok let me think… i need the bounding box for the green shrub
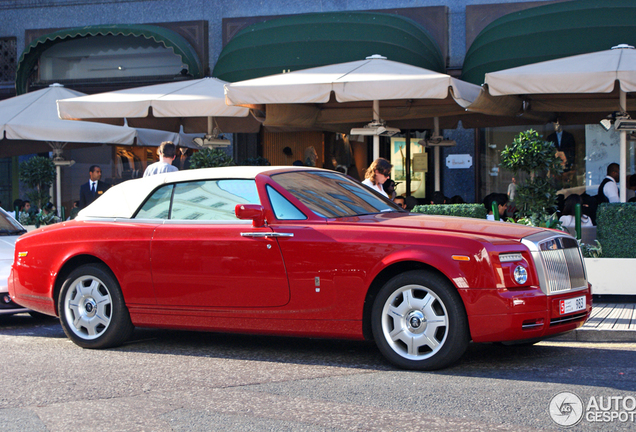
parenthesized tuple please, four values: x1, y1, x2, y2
(596, 203, 636, 258)
(515, 212, 562, 230)
(189, 148, 234, 169)
(19, 156, 56, 209)
(412, 204, 487, 219)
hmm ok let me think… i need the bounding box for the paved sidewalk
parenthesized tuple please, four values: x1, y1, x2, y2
(555, 303, 636, 342)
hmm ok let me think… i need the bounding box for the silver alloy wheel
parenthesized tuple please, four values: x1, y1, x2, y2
(63, 275, 113, 340)
(381, 284, 449, 360)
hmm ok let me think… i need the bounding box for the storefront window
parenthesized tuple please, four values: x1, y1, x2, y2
(479, 123, 636, 202)
(39, 35, 185, 82)
(390, 137, 427, 198)
(114, 146, 154, 182)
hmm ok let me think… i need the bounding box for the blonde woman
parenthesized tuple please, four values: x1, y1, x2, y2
(304, 146, 318, 167)
(362, 158, 392, 198)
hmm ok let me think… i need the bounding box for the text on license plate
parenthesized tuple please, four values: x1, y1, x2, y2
(559, 296, 586, 315)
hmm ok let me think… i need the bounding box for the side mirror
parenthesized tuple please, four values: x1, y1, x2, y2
(235, 204, 265, 227)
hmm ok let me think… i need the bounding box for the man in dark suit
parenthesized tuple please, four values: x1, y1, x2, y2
(547, 120, 576, 172)
(79, 165, 110, 209)
(547, 120, 576, 189)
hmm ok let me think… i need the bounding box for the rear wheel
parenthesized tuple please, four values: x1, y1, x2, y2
(372, 270, 469, 370)
(58, 264, 133, 348)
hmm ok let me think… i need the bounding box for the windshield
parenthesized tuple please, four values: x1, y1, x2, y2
(271, 171, 402, 218)
(0, 210, 26, 235)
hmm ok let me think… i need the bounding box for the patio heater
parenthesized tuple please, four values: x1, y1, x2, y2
(50, 142, 75, 217)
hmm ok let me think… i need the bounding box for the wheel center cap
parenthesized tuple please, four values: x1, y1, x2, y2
(406, 310, 426, 333)
(84, 298, 97, 317)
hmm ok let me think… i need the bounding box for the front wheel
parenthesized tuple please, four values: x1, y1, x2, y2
(58, 263, 134, 348)
(372, 270, 469, 370)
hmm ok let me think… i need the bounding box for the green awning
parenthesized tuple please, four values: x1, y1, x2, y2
(213, 11, 445, 82)
(16, 24, 203, 94)
(462, 0, 636, 85)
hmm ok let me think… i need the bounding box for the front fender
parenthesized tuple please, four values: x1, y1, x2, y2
(365, 239, 499, 292)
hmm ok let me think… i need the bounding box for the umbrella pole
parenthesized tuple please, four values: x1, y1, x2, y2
(56, 165, 62, 212)
(50, 143, 75, 217)
(620, 89, 627, 203)
(52, 160, 74, 215)
(373, 100, 380, 160)
(433, 117, 441, 192)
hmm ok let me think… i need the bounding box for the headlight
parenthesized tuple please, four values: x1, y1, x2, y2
(513, 265, 528, 284)
(500, 253, 523, 263)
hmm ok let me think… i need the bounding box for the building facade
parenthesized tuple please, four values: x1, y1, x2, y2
(1, 0, 635, 214)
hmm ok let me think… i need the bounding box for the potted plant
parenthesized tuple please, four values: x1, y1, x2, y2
(499, 129, 563, 227)
(189, 147, 235, 169)
(18, 156, 56, 227)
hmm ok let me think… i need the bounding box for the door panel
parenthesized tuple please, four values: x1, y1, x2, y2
(150, 223, 290, 308)
(266, 224, 375, 320)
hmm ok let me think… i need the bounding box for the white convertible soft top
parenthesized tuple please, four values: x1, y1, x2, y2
(76, 166, 301, 220)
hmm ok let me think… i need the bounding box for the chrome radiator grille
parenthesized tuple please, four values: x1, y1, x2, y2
(522, 233, 588, 295)
(539, 246, 587, 294)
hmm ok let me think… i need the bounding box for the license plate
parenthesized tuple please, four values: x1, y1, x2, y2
(559, 296, 586, 315)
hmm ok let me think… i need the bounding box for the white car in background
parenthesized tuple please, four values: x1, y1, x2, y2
(0, 208, 29, 316)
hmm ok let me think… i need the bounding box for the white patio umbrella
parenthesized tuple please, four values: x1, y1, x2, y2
(0, 83, 138, 211)
(0, 84, 136, 154)
(224, 55, 495, 163)
(135, 126, 200, 149)
(225, 55, 518, 190)
(57, 77, 261, 137)
(466, 44, 636, 202)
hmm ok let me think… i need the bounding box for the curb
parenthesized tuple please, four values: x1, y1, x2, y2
(553, 328, 636, 342)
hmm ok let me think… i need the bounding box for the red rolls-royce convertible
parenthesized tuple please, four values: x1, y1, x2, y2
(9, 166, 591, 370)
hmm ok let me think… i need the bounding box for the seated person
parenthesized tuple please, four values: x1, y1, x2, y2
(559, 194, 593, 227)
(19, 200, 33, 225)
(430, 191, 446, 204)
(580, 193, 598, 225)
(383, 179, 398, 201)
(9, 199, 23, 219)
(483, 193, 508, 221)
(69, 200, 80, 220)
(40, 202, 61, 225)
(404, 196, 418, 211)
(393, 195, 407, 210)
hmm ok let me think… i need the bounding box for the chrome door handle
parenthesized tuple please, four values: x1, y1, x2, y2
(240, 232, 294, 238)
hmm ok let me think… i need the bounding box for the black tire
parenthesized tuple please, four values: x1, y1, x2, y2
(58, 263, 134, 349)
(371, 270, 469, 370)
